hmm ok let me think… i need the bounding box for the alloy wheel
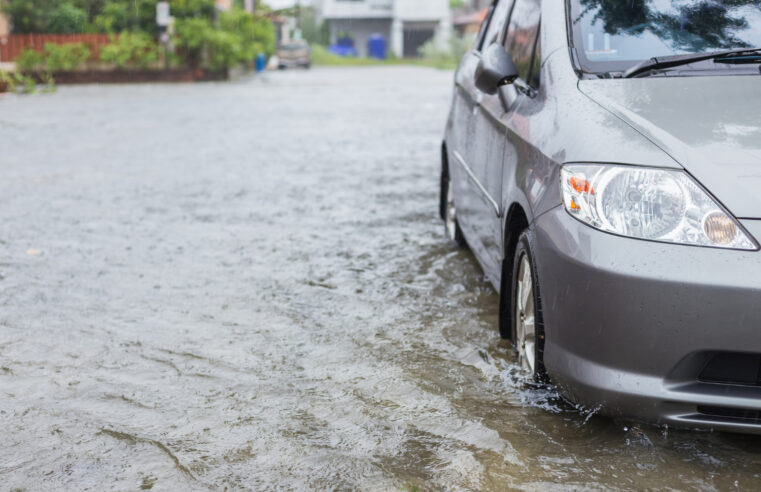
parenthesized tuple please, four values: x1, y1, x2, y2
(515, 253, 536, 374)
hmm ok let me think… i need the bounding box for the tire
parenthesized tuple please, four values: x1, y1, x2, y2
(441, 165, 466, 247)
(510, 230, 546, 381)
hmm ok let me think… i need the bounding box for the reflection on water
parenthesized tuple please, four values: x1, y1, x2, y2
(1, 67, 761, 490)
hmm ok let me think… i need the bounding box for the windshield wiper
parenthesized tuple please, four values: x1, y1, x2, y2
(624, 48, 761, 78)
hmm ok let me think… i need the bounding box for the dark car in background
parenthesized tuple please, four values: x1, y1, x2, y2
(277, 39, 311, 69)
(440, 0, 761, 433)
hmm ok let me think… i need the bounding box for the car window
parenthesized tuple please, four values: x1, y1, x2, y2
(527, 21, 541, 89)
(569, 0, 761, 74)
(481, 0, 514, 49)
(474, 2, 497, 51)
(503, 0, 541, 84)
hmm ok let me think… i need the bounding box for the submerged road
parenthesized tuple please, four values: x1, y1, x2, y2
(1, 67, 761, 490)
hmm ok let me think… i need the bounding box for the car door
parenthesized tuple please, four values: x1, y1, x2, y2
(454, 0, 514, 275)
(468, 0, 518, 280)
(449, 2, 497, 240)
(500, 0, 543, 233)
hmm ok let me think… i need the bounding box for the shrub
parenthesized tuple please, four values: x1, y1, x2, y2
(173, 17, 212, 69)
(44, 43, 92, 71)
(174, 9, 276, 71)
(206, 30, 243, 71)
(219, 8, 276, 60)
(0, 70, 40, 94)
(100, 33, 160, 69)
(15, 49, 45, 72)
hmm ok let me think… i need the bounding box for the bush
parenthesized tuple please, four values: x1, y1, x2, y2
(15, 44, 90, 72)
(219, 8, 276, 60)
(44, 43, 92, 71)
(173, 17, 212, 69)
(100, 33, 160, 69)
(174, 11, 275, 71)
(0, 70, 42, 94)
(205, 30, 242, 71)
(15, 49, 45, 72)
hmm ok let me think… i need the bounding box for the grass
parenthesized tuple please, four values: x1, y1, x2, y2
(310, 45, 458, 71)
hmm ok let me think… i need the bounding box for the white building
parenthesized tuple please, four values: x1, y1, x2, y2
(315, 0, 451, 58)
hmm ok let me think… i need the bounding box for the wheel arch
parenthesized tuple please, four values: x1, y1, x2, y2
(498, 202, 530, 339)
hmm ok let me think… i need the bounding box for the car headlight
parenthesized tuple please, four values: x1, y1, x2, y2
(560, 164, 757, 250)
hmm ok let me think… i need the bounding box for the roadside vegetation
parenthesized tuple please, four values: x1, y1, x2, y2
(1, 0, 276, 93)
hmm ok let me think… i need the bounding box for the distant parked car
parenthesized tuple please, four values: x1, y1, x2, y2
(277, 40, 311, 69)
(441, 0, 761, 433)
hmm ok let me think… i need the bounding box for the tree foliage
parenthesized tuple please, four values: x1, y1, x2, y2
(3, 0, 276, 71)
(2, 0, 217, 34)
(174, 7, 274, 70)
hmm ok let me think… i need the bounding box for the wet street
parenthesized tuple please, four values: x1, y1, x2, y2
(2, 66, 761, 490)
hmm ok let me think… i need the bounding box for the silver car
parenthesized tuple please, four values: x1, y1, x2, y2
(441, 0, 761, 433)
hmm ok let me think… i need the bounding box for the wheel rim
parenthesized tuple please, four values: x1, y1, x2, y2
(515, 253, 536, 374)
(445, 180, 457, 241)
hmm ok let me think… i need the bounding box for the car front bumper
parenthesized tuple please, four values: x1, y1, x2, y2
(533, 206, 761, 433)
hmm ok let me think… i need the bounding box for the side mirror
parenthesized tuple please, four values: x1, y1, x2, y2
(475, 42, 519, 95)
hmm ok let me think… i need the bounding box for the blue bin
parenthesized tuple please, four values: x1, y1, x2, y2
(368, 34, 386, 60)
(255, 53, 267, 72)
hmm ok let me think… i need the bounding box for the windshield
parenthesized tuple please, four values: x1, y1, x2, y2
(569, 0, 761, 74)
(280, 41, 307, 51)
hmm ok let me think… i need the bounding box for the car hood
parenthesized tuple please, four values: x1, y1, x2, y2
(578, 76, 761, 219)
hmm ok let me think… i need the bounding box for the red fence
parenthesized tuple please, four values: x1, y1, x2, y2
(0, 34, 113, 62)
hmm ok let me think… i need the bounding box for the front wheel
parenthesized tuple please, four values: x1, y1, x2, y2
(511, 230, 546, 380)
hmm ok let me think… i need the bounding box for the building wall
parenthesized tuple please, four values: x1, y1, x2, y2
(319, 0, 393, 20)
(327, 18, 392, 57)
(393, 0, 449, 22)
(318, 0, 451, 58)
(392, 0, 450, 56)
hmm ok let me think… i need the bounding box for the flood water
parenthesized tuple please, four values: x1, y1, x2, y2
(1, 67, 761, 490)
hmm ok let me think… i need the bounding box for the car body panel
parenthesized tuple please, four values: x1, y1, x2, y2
(442, 0, 761, 433)
(579, 77, 761, 219)
(445, 0, 680, 286)
(534, 207, 761, 431)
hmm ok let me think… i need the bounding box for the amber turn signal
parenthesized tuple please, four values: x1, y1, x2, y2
(569, 177, 595, 194)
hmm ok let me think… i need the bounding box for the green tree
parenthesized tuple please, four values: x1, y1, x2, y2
(2, 0, 58, 33)
(173, 17, 212, 68)
(48, 2, 88, 33)
(219, 7, 276, 58)
(93, 1, 132, 33)
(296, 6, 328, 45)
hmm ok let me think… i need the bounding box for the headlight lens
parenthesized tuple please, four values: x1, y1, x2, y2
(560, 164, 757, 250)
